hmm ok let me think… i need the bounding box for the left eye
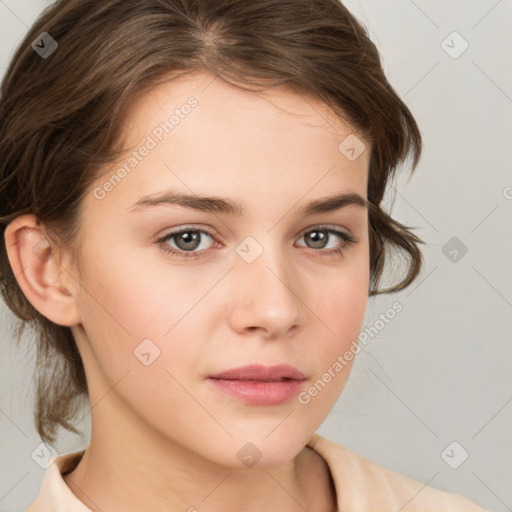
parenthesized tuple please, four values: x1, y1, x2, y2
(157, 226, 357, 259)
(296, 228, 354, 251)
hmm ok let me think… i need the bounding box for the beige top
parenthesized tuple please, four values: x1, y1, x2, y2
(28, 433, 488, 511)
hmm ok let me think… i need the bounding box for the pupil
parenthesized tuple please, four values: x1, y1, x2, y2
(178, 231, 199, 250)
(308, 230, 326, 249)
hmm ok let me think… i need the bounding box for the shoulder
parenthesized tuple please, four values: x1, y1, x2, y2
(27, 450, 91, 512)
(306, 434, 489, 511)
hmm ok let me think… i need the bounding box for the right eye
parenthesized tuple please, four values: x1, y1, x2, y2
(156, 227, 218, 259)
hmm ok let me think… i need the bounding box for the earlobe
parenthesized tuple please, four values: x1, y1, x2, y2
(4, 214, 81, 326)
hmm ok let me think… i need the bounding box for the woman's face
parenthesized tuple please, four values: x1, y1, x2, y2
(71, 71, 370, 467)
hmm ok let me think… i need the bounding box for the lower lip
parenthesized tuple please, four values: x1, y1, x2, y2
(207, 378, 306, 406)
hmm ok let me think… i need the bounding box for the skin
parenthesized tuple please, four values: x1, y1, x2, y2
(6, 70, 370, 512)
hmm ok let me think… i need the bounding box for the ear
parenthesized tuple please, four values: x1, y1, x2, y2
(4, 214, 81, 326)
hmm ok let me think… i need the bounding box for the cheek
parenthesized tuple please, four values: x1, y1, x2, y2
(74, 256, 204, 431)
(312, 280, 367, 373)
(77, 246, 197, 338)
(304, 249, 369, 389)
(315, 249, 369, 339)
(74, 244, 216, 396)
(297, 290, 368, 420)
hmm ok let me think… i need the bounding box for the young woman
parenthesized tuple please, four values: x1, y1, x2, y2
(0, 0, 488, 510)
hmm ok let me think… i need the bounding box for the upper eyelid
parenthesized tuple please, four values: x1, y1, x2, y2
(159, 223, 352, 235)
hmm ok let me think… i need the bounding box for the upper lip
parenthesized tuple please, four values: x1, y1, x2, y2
(208, 364, 307, 381)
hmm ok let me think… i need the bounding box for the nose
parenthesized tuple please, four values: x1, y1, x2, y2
(227, 243, 305, 339)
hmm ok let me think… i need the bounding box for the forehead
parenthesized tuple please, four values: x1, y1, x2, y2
(120, 71, 365, 160)
(89, 70, 369, 217)
(125, 70, 353, 131)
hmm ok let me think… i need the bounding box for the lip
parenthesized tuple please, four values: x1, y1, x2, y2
(209, 364, 306, 381)
(207, 364, 307, 406)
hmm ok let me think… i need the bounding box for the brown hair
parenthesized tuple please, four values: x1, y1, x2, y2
(0, 0, 423, 446)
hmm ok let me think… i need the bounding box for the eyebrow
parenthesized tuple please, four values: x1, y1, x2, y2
(129, 189, 368, 216)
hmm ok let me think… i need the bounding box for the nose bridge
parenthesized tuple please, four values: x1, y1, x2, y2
(237, 232, 294, 288)
(229, 234, 303, 334)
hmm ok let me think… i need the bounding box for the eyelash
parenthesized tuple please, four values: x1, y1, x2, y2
(156, 225, 358, 260)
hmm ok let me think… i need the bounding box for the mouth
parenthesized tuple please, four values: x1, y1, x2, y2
(207, 364, 307, 406)
(208, 363, 307, 381)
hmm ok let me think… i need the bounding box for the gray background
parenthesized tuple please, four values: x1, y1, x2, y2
(1, 1, 511, 511)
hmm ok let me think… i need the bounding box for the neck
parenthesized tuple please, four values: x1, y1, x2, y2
(63, 394, 336, 512)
